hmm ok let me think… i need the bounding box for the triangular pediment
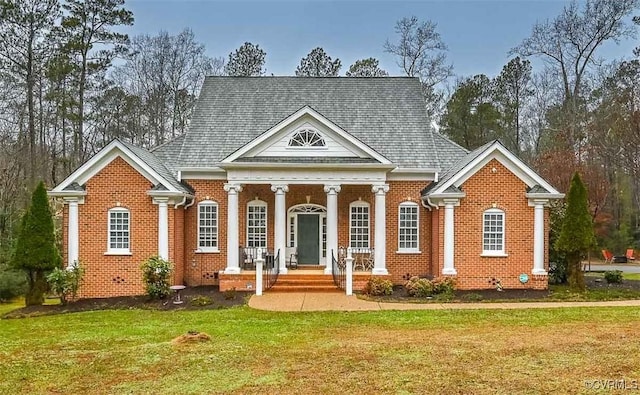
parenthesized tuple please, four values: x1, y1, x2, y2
(222, 106, 391, 164)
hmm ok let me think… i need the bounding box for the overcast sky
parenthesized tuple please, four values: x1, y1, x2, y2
(126, 0, 638, 78)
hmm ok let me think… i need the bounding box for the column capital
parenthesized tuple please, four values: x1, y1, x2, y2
(371, 184, 389, 195)
(224, 183, 243, 194)
(62, 196, 84, 204)
(270, 184, 289, 193)
(528, 198, 550, 207)
(442, 198, 460, 207)
(152, 197, 170, 205)
(323, 184, 341, 194)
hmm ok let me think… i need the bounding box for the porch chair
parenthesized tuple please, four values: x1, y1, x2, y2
(242, 247, 255, 270)
(601, 249, 614, 265)
(286, 247, 298, 269)
(626, 249, 636, 261)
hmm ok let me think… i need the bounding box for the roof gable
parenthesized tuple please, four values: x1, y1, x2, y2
(424, 140, 563, 198)
(50, 139, 190, 196)
(222, 106, 391, 165)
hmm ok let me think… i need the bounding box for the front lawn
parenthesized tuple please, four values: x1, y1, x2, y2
(1, 304, 639, 393)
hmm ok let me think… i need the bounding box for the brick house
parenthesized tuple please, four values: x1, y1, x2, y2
(49, 77, 563, 298)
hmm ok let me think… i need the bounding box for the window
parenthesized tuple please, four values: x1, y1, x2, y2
(349, 201, 370, 248)
(107, 208, 130, 254)
(198, 201, 218, 251)
(247, 200, 267, 248)
(398, 203, 419, 251)
(288, 129, 326, 147)
(483, 209, 505, 255)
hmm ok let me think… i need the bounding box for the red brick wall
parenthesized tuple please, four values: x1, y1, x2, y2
(434, 159, 548, 290)
(183, 180, 227, 286)
(76, 157, 158, 298)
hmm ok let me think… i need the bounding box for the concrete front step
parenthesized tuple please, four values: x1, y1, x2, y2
(270, 273, 340, 292)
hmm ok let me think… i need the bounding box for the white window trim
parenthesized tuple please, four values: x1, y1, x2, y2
(246, 199, 268, 248)
(397, 202, 420, 253)
(481, 208, 508, 257)
(349, 200, 370, 249)
(106, 207, 131, 255)
(197, 200, 219, 253)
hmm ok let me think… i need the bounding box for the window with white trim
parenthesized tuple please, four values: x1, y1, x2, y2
(349, 201, 370, 248)
(483, 209, 505, 254)
(198, 201, 218, 251)
(288, 129, 326, 147)
(247, 200, 267, 248)
(398, 202, 419, 251)
(108, 207, 130, 253)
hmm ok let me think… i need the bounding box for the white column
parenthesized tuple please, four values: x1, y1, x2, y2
(372, 184, 389, 275)
(532, 200, 548, 275)
(271, 184, 289, 274)
(324, 185, 341, 274)
(224, 183, 243, 274)
(65, 197, 79, 269)
(442, 199, 458, 275)
(156, 198, 169, 260)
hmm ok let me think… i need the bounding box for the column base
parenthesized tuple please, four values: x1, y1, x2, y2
(532, 269, 548, 275)
(324, 267, 333, 275)
(224, 267, 241, 274)
(442, 268, 457, 275)
(279, 267, 288, 275)
(371, 268, 389, 275)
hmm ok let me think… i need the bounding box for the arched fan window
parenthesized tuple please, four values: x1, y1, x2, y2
(288, 129, 326, 147)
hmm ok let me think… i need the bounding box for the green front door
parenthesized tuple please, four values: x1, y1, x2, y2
(297, 214, 319, 264)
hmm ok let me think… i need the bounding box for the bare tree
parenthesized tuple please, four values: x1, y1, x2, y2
(0, 0, 59, 185)
(384, 16, 453, 117)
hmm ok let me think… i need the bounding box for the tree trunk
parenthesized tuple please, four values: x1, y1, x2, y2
(25, 270, 47, 306)
(567, 253, 586, 292)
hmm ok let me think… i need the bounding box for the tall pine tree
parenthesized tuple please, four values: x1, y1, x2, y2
(12, 181, 61, 305)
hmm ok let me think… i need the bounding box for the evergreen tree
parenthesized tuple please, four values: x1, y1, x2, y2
(12, 181, 61, 305)
(224, 42, 266, 76)
(346, 58, 388, 77)
(555, 172, 595, 291)
(295, 47, 341, 77)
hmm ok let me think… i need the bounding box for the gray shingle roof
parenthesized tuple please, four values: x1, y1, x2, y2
(527, 185, 550, 194)
(119, 139, 192, 194)
(422, 140, 496, 195)
(178, 76, 456, 169)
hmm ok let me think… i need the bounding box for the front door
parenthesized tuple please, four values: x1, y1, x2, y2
(297, 214, 319, 264)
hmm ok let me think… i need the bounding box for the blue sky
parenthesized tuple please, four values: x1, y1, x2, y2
(126, 0, 638, 78)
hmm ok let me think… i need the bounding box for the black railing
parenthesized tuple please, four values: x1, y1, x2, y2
(239, 246, 272, 271)
(263, 248, 280, 291)
(331, 250, 346, 290)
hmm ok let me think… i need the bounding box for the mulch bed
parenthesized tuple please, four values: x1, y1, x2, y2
(364, 276, 640, 303)
(3, 286, 249, 319)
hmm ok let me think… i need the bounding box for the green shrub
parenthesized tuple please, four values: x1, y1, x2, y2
(0, 266, 26, 302)
(363, 277, 393, 296)
(190, 295, 213, 306)
(432, 276, 456, 295)
(141, 256, 173, 299)
(46, 263, 84, 305)
(604, 270, 623, 284)
(223, 287, 237, 300)
(404, 276, 434, 297)
(548, 261, 568, 285)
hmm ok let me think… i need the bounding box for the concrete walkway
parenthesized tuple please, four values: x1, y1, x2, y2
(248, 292, 640, 312)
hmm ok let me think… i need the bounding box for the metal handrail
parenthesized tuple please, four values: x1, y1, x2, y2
(263, 248, 280, 291)
(331, 250, 346, 290)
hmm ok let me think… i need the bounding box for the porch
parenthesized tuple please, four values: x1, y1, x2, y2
(221, 246, 381, 292)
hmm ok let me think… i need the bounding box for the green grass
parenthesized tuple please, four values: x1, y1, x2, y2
(1, 303, 640, 394)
